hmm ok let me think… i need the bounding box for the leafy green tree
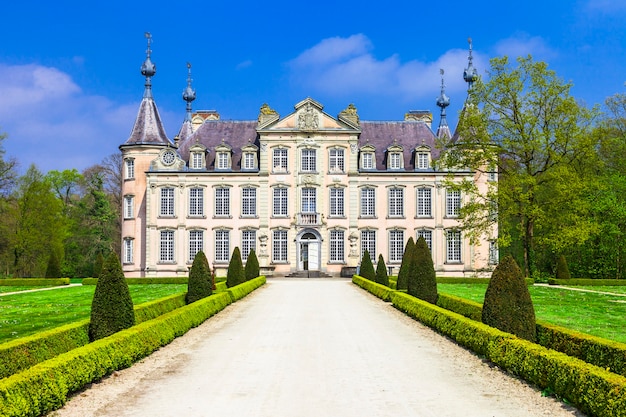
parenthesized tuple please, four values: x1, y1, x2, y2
(46, 169, 82, 213)
(186, 251, 212, 304)
(226, 247, 245, 288)
(359, 250, 375, 281)
(0, 130, 17, 196)
(407, 237, 438, 304)
(88, 253, 135, 341)
(482, 255, 536, 341)
(555, 254, 571, 280)
(375, 254, 389, 286)
(45, 250, 62, 278)
(441, 55, 598, 277)
(245, 249, 260, 281)
(93, 252, 105, 278)
(396, 237, 415, 290)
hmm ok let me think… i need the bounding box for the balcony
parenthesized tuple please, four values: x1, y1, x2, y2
(297, 212, 322, 226)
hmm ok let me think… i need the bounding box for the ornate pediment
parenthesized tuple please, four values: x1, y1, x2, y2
(257, 98, 359, 133)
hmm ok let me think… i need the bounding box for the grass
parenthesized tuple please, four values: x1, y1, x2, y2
(438, 284, 626, 343)
(0, 286, 58, 294)
(0, 285, 187, 343)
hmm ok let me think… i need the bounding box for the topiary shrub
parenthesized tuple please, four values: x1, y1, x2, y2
(375, 254, 390, 287)
(555, 254, 571, 280)
(396, 237, 415, 291)
(245, 249, 260, 281)
(88, 253, 135, 342)
(407, 236, 438, 304)
(93, 252, 105, 278)
(186, 251, 213, 304)
(482, 255, 536, 342)
(359, 250, 376, 281)
(45, 250, 62, 278)
(226, 247, 245, 288)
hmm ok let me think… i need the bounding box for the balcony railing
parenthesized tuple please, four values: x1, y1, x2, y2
(297, 212, 321, 226)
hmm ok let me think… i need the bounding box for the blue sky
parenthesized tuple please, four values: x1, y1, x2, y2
(1, 0, 625, 173)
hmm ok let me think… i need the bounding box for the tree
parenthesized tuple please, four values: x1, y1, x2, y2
(375, 254, 389, 286)
(88, 253, 135, 341)
(407, 237, 438, 304)
(555, 254, 571, 280)
(186, 251, 212, 304)
(245, 249, 260, 281)
(0, 130, 17, 196)
(441, 55, 598, 277)
(45, 250, 62, 278)
(93, 252, 105, 278)
(482, 255, 536, 341)
(359, 250, 375, 281)
(396, 237, 415, 290)
(226, 247, 245, 288)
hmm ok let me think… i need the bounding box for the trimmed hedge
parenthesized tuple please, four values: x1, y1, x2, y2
(548, 279, 626, 286)
(390, 291, 626, 417)
(437, 277, 535, 285)
(0, 293, 186, 380)
(0, 278, 70, 286)
(226, 276, 266, 302)
(352, 275, 393, 301)
(82, 277, 189, 285)
(0, 292, 234, 417)
(215, 281, 228, 292)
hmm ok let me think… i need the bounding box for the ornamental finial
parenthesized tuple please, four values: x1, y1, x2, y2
(140, 32, 156, 98)
(183, 62, 196, 122)
(463, 37, 478, 94)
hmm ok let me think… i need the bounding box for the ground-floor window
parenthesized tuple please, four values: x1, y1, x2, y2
(389, 230, 404, 262)
(417, 229, 433, 251)
(272, 230, 288, 262)
(329, 229, 344, 262)
(242, 230, 256, 261)
(360, 230, 376, 261)
(215, 230, 230, 262)
(189, 230, 204, 262)
(446, 230, 462, 263)
(123, 238, 133, 264)
(160, 230, 175, 263)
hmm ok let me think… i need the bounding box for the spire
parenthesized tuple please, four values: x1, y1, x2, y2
(436, 69, 451, 139)
(141, 32, 156, 99)
(183, 62, 196, 122)
(463, 37, 478, 95)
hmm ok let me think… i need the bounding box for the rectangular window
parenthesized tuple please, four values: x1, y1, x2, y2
(417, 229, 433, 251)
(446, 230, 462, 263)
(362, 153, 374, 170)
(417, 187, 432, 217)
(215, 187, 230, 217)
(242, 230, 256, 261)
(360, 230, 376, 261)
(191, 153, 203, 169)
(189, 230, 204, 262)
(489, 241, 499, 264)
(215, 230, 230, 262)
(124, 195, 134, 219)
(389, 230, 404, 263)
(217, 153, 230, 170)
(360, 188, 375, 217)
(160, 230, 175, 263)
(301, 188, 317, 213)
(329, 149, 344, 172)
(125, 159, 135, 179)
(273, 188, 288, 216)
(272, 230, 288, 262)
(417, 153, 429, 169)
(273, 148, 288, 172)
(123, 239, 133, 263)
(389, 153, 401, 169)
(446, 189, 461, 217)
(329, 230, 344, 262)
(301, 149, 316, 172)
(388, 188, 404, 217)
(243, 153, 255, 170)
(189, 188, 204, 217)
(160, 188, 174, 217)
(242, 187, 257, 217)
(329, 188, 344, 217)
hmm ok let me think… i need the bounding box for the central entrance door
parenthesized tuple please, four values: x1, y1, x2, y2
(298, 231, 320, 271)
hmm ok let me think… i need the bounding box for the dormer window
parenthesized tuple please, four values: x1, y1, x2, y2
(189, 143, 207, 170)
(359, 145, 376, 170)
(215, 142, 232, 170)
(415, 145, 431, 170)
(386, 144, 404, 170)
(191, 153, 204, 169)
(241, 143, 259, 171)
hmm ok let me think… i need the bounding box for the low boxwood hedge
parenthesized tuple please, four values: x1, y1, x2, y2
(352, 275, 393, 301)
(0, 278, 70, 286)
(82, 277, 189, 285)
(226, 276, 266, 302)
(548, 279, 626, 286)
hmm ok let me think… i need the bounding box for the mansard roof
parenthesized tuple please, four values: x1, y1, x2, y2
(122, 98, 171, 147)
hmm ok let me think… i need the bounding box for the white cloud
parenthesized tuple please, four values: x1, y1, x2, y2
(585, 0, 626, 13)
(288, 34, 486, 104)
(493, 34, 557, 61)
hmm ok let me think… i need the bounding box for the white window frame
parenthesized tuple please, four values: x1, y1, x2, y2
(301, 187, 317, 214)
(417, 152, 429, 169)
(272, 230, 288, 262)
(242, 187, 257, 217)
(360, 230, 376, 261)
(160, 230, 175, 263)
(389, 230, 404, 263)
(191, 153, 204, 170)
(215, 230, 230, 263)
(329, 148, 344, 173)
(123, 238, 133, 264)
(242, 230, 256, 261)
(417, 229, 433, 251)
(301, 149, 317, 172)
(189, 188, 204, 217)
(215, 187, 230, 217)
(360, 187, 376, 217)
(489, 241, 499, 265)
(388, 187, 404, 217)
(362, 152, 374, 170)
(243, 152, 256, 170)
(329, 187, 344, 217)
(446, 189, 461, 218)
(160, 187, 175, 217)
(416, 187, 432, 217)
(125, 159, 135, 180)
(273, 187, 288, 217)
(389, 153, 402, 170)
(124, 195, 134, 219)
(273, 148, 288, 172)
(217, 152, 230, 170)
(329, 229, 345, 262)
(188, 230, 204, 263)
(446, 230, 462, 263)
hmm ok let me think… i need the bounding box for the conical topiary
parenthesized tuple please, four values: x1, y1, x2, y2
(360, 250, 376, 281)
(555, 255, 571, 280)
(482, 255, 536, 341)
(375, 254, 390, 286)
(407, 236, 438, 304)
(88, 253, 135, 342)
(186, 251, 212, 304)
(245, 249, 260, 281)
(45, 250, 62, 278)
(226, 247, 245, 288)
(396, 237, 415, 291)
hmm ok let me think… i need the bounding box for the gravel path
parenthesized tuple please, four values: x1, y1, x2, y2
(49, 279, 584, 417)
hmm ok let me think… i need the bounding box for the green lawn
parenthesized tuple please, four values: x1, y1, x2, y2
(0, 286, 58, 294)
(438, 284, 626, 343)
(0, 285, 186, 343)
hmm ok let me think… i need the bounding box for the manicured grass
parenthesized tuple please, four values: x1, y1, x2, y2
(438, 284, 626, 343)
(0, 285, 186, 343)
(0, 286, 58, 294)
(568, 286, 626, 295)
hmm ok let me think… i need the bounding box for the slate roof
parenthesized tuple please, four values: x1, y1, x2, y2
(122, 98, 171, 146)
